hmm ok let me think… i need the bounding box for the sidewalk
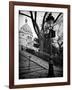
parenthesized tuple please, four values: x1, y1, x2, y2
(19, 50, 63, 79)
(19, 52, 48, 79)
(20, 50, 49, 69)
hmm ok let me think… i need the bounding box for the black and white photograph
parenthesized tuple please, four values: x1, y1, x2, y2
(19, 10, 63, 79)
(9, 2, 70, 88)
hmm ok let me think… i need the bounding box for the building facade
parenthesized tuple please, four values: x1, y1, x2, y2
(19, 23, 33, 50)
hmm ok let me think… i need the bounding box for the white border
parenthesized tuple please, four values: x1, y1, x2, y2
(14, 6, 68, 85)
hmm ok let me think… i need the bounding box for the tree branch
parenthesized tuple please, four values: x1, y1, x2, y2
(54, 13, 62, 23)
(30, 11, 38, 35)
(35, 11, 37, 22)
(19, 11, 31, 18)
(30, 11, 40, 37)
(41, 12, 48, 32)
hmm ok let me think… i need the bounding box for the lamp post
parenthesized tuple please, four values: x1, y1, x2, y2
(44, 13, 55, 77)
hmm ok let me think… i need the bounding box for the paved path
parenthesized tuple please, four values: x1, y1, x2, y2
(19, 53, 48, 79)
(20, 50, 49, 69)
(19, 50, 63, 79)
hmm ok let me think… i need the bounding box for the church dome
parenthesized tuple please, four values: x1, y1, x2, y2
(20, 23, 33, 37)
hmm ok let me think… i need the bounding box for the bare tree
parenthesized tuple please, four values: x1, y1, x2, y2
(19, 11, 63, 55)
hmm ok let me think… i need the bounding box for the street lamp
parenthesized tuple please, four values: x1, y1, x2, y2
(45, 13, 55, 77)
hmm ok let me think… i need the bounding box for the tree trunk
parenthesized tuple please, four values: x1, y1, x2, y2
(39, 33, 44, 52)
(39, 40, 44, 52)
